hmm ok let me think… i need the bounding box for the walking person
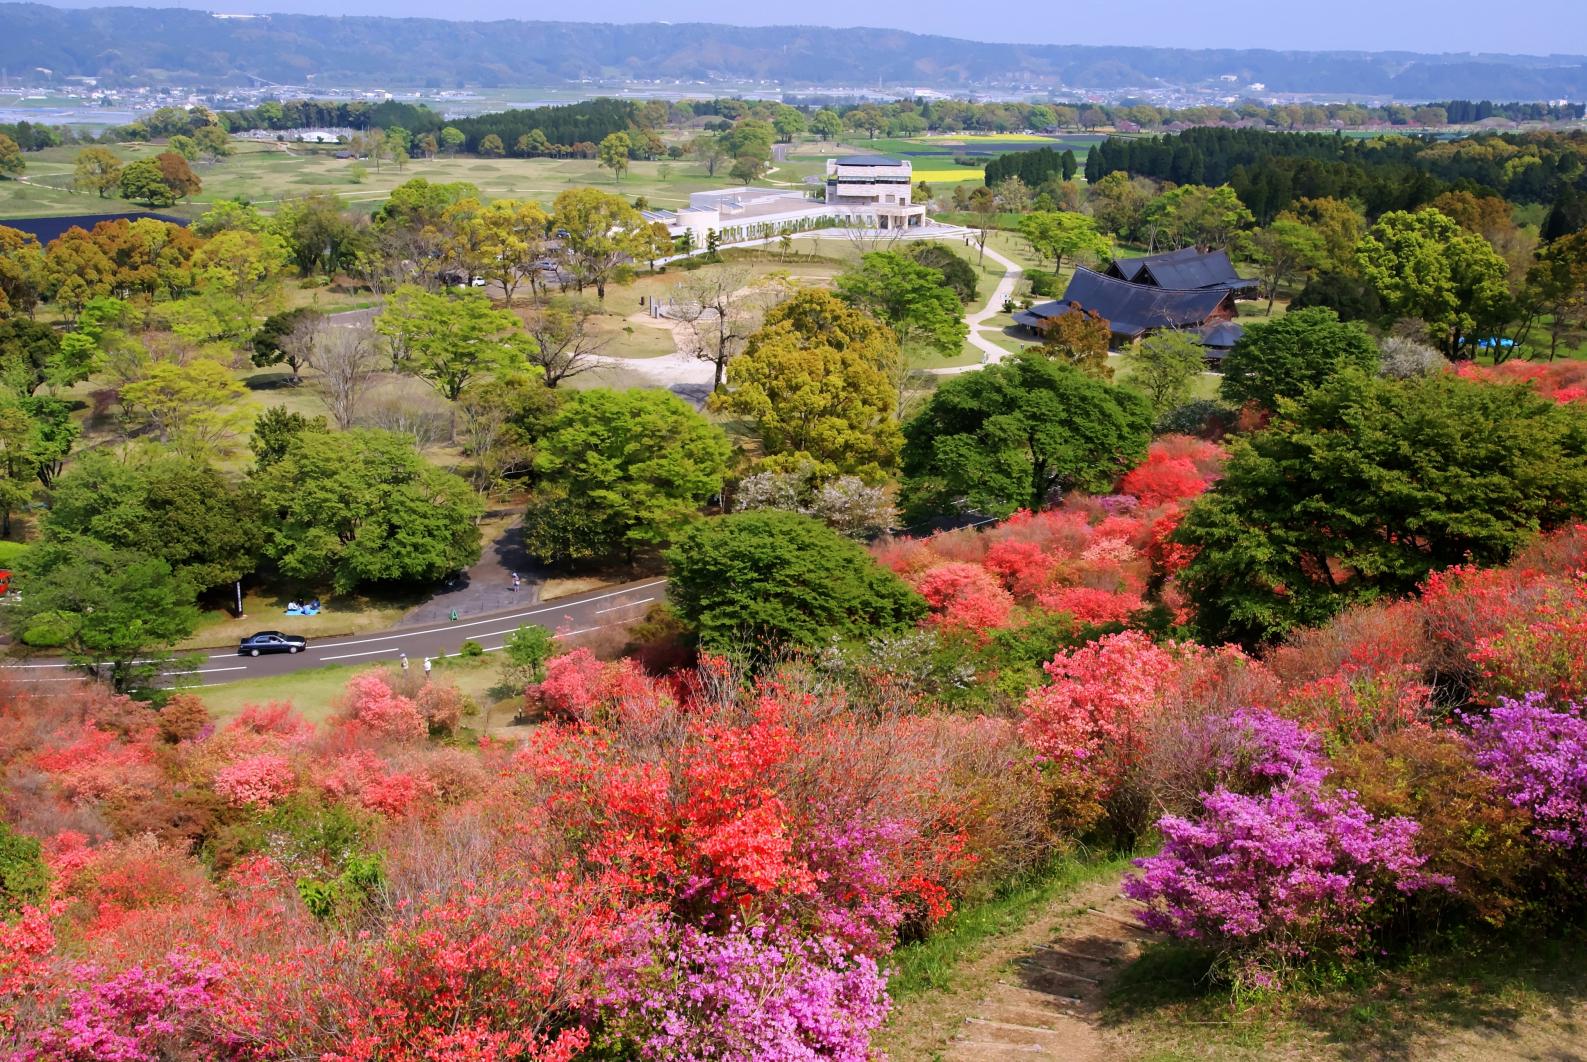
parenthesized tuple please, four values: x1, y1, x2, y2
(422, 656, 432, 679)
(511, 571, 521, 593)
(400, 651, 409, 672)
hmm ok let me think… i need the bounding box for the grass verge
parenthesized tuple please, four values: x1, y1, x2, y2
(887, 847, 1138, 1000)
(1105, 925, 1587, 1060)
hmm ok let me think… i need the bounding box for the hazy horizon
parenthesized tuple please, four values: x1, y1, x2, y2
(22, 0, 1587, 58)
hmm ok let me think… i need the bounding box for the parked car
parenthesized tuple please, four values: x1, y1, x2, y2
(239, 631, 308, 657)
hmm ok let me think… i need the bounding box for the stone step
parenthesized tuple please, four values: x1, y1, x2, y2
(944, 1040, 1052, 1059)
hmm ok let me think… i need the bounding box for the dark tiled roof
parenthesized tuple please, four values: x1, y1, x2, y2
(1199, 321, 1245, 349)
(833, 155, 906, 167)
(0, 212, 190, 245)
(1028, 268, 1236, 337)
(1108, 246, 1257, 292)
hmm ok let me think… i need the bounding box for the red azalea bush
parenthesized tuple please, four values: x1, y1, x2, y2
(1456, 360, 1587, 404)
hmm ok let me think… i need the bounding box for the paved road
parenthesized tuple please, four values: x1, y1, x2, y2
(1, 577, 667, 688)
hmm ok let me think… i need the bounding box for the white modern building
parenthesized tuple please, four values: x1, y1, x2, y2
(652, 155, 930, 249)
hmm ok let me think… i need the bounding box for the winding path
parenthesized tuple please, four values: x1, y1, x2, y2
(938, 243, 1026, 375)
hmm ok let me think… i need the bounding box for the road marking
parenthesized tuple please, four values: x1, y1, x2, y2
(595, 596, 655, 614)
(306, 580, 668, 651)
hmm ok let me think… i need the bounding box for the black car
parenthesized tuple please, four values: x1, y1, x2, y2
(238, 631, 308, 657)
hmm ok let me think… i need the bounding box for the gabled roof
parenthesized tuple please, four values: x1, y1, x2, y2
(1199, 321, 1245, 349)
(1026, 268, 1236, 337)
(1107, 246, 1257, 292)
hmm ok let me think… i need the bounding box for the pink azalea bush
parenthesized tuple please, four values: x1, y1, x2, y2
(212, 753, 295, 808)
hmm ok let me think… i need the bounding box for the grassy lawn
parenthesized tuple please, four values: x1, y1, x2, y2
(1105, 927, 1587, 1060)
(0, 140, 799, 219)
(191, 655, 511, 726)
(179, 589, 424, 651)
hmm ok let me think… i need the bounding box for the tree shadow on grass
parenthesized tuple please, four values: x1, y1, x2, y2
(1103, 929, 1587, 1061)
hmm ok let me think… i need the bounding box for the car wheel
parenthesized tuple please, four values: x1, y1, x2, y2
(249, 648, 260, 657)
(289, 645, 300, 654)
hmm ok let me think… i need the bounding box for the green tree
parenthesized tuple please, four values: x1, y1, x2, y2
(552, 187, 648, 300)
(503, 624, 555, 682)
(711, 289, 902, 476)
(729, 155, 768, 185)
(0, 820, 48, 917)
(524, 389, 731, 563)
(375, 285, 521, 404)
(43, 449, 256, 593)
(665, 511, 925, 652)
(1018, 211, 1112, 275)
(1128, 329, 1207, 416)
(1218, 306, 1379, 411)
(1355, 208, 1510, 356)
(597, 131, 631, 182)
(250, 405, 329, 470)
(907, 243, 978, 304)
(477, 133, 505, 158)
(72, 147, 123, 198)
(1248, 218, 1327, 315)
(120, 360, 249, 456)
(0, 317, 58, 396)
(0, 134, 23, 178)
(251, 307, 323, 382)
(167, 134, 199, 161)
(251, 428, 483, 592)
(118, 158, 177, 207)
(440, 126, 466, 156)
(1177, 369, 1587, 645)
(810, 109, 844, 140)
(835, 251, 967, 369)
(901, 353, 1152, 519)
(1277, 196, 1365, 273)
(6, 538, 199, 691)
(193, 124, 233, 161)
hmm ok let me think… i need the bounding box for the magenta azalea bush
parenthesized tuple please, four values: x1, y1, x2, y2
(17, 954, 233, 1061)
(1466, 692, 1587, 849)
(1124, 771, 1447, 983)
(604, 922, 888, 1061)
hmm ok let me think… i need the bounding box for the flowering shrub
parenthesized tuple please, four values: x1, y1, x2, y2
(1469, 582, 1587, 704)
(1019, 631, 1183, 800)
(1125, 778, 1445, 984)
(1466, 692, 1587, 849)
(912, 563, 1014, 635)
(19, 953, 232, 1060)
(603, 922, 889, 1062)
(213, 753, 296, 808)
(338, 672, 426, 741)
(1456, 360, 1587, 405)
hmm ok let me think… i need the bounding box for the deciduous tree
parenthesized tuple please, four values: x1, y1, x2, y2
(251, 428, 483, 591)
(712, 290, 902, 476)
(1218, 306, 1380, 411)
(524, 389, 730, 563)
(901, 353, 1152, 519)
(666, 511, 925, 651)
(72, 147, 123, 198)
(552, 187, 647, 301)
(1177, 369, 1587, 644)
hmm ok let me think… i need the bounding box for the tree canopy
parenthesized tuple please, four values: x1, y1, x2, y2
(665, 510, 925, 651)
(1177, 369, 1587, 645)
(712, 290, 902, 477)
(1218, 306, 1380, 411)
(901, 353, 1152, 519)
(251, 428, 483, 592)
(524, 389, 731, 563)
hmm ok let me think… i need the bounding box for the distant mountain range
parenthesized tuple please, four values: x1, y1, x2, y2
(4, 3, 1586, 100)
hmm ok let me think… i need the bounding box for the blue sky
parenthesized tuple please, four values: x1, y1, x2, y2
(45, 0, 1587, 54)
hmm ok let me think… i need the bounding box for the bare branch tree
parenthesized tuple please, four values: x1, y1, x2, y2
(358, 387, 452, 450)
(516, 300, 608, 387)
(667, 267, 783, 390)
(308, 323, 382, 429)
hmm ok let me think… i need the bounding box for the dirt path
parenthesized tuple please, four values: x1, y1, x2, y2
(884, 879, 1155, 1060)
